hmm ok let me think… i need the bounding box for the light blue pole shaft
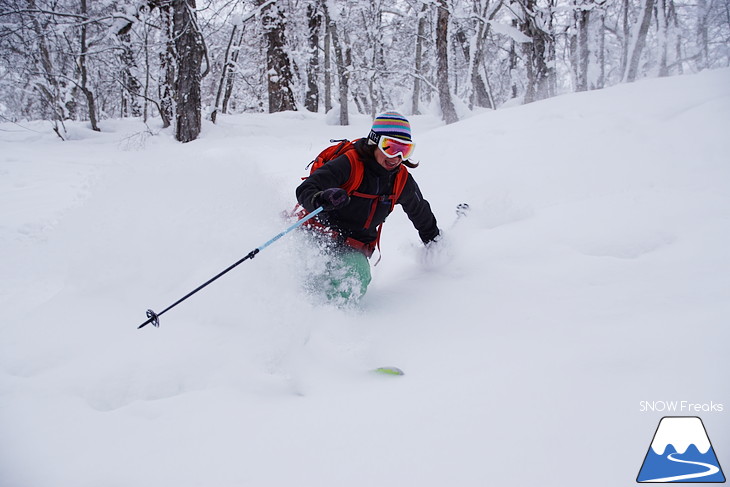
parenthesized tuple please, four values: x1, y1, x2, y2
(258, 206, 323, 251)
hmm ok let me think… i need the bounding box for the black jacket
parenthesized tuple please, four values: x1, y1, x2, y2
(296, 139, 439, 245)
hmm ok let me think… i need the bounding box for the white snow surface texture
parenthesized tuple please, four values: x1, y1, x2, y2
(1, 69, 729, 487)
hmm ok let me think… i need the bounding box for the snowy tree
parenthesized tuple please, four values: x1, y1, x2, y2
(258, 0, 296, 113)
(436, 0, 459, 123)
(412, 2, 432, 115)
(516, 0, 556, 103)
(624, 0, 656, 82)
(0, 0, 109, 134)
(211, 21, 241, 123)
(1, 0, 729, 133)
(304, 0, 322, 112)
(321, 1, 352, 125)
(465, 0, 502, 109)
(173, 0, 207, 142)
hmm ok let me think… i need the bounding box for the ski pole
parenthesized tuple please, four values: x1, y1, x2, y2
(138, 206, 324, 329)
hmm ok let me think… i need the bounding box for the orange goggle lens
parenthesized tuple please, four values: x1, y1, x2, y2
(378, 136, 415, 160)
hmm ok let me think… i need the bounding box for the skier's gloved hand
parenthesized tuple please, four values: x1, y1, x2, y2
(422, 229, 442, 246)
(313, 187, 350, 211)
(420, 230, 450, 267)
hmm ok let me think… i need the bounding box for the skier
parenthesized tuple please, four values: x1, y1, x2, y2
(296, 111, 440, 302)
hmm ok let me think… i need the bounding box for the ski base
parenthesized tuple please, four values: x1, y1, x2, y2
(372, 366, 405, 376)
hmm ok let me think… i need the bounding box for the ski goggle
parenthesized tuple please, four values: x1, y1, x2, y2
(377, 135, 415, 160)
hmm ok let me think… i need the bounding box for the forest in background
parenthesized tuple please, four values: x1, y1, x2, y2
(1, 0, 728, 142)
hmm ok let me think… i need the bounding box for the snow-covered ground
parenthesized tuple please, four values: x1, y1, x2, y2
(1, 69, 729, 486)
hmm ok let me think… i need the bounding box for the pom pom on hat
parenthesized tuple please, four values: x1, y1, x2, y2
(369, 111, 412, 142)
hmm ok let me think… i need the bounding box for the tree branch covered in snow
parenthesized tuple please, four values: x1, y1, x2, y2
(0, 0, 728, 131)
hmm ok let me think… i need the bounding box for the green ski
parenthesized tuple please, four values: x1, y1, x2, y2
(372, 366, 405, 376)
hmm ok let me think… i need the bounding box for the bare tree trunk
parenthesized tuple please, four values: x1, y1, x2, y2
(158, 4, 175, 128)
(323, 3, 349, 125)
(211, 24, 238, 123)
(456, 0, 496, 110)
(724, 2, 730, 67)
(259, 0, 297, 112)
(696, 0, 709, 69)
(624, 0, 655, 82)
(143, 12, 151, 122)
(305, 2, 321, 112)
(596, 6, 606, 89)
(324, 27, 332, 113)
(336, 31, 351, 125)
(78, 0, 99, 131)
(520, 0, 553, 103)
(469, 24, 494, 109)
(509, 19, 519, 99)
(173, 0, 205, 142)
(118, 32, 143, 117)
(436, 0, 458, 124)
(547, 0, 558, 95)
(412, 3, 428, 115)
(671, 0, 683, 74)
(620, 0, 631, 78)
(365, 4, 384, 119)
(657, 0, 669, 77)
(222, 26, 245, 114)
(575, 3, 590, 92)
(354, 94, 366, 115)
(455, 28, 489, 109)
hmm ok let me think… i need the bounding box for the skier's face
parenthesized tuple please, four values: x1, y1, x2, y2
(374, 147, 402, 171)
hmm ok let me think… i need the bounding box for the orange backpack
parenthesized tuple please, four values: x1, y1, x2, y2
(305, 139, 361, 194)
(300, 138, 410, 259)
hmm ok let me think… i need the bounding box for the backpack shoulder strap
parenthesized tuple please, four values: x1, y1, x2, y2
(341, 148, 365, 194)
(366, 165, 411, 265)
(388, 165, 410, 210)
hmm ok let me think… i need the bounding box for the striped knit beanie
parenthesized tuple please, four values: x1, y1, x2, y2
(368, 111, 412, 143)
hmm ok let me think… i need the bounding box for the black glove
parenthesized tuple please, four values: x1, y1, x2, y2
(313, 188, 350, 211)
(424, 229, 442, 246)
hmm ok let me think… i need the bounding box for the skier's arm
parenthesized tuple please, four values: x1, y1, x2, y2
(399, 175, 440, 243)
(296, 156, 352, 212)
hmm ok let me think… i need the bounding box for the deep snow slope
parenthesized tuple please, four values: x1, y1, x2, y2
(1, 69, 729, 487)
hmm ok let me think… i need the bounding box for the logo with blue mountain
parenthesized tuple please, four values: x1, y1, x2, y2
(637, 416, 725, 483)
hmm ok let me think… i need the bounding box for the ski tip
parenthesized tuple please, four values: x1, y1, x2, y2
(372, 366, 405, 376)
(456, 202, 470, 218)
